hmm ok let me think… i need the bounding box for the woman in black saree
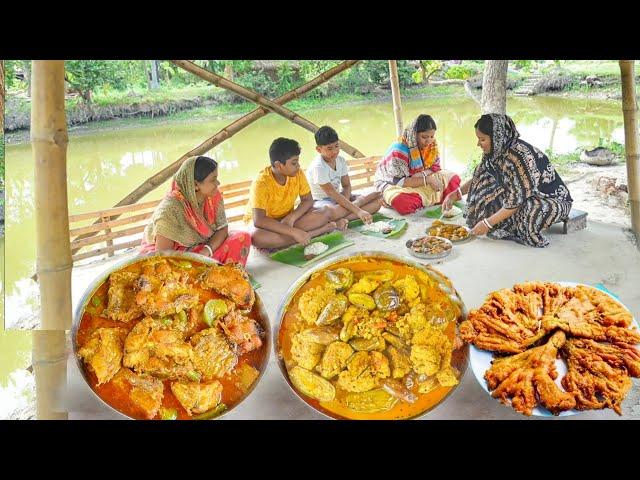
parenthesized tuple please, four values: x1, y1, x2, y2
(442, 114, 573, 247)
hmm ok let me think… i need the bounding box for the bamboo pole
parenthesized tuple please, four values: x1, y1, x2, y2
(619, 60, 640, 244)
(66, 61, 360, 257)
(32, 330, 68, 419)
(31, 60, 72, 329)
(171, 60, 366, 158)
(388, 60, 403, 136)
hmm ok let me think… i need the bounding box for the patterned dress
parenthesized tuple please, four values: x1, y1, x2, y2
(466, 114, 572, 248)
(140, 156, 251, 266)
(374, 116, 461, 215)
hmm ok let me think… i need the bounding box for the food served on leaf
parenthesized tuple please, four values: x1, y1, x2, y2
(303, 241, 330, 260)
(427, 220, 470, 242)
(75, 255, 268, 420)
(277, 255, 467, 419)
(360, 220, 395, 234)
(407, 236, 452, 256)
(462, 281, 640, 416)
(442, 205, 463, 218)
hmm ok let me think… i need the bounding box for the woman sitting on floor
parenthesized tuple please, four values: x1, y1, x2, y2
(374, 114, 461, 215)
(442, 113, 573, 247)
(140, 155, 251, 265)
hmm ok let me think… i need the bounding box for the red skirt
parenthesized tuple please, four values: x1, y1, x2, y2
(139, 230, 251, 266)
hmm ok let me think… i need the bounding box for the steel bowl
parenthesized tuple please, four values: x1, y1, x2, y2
(273, 251, 469, 420)
(72, 250, 271, 420)
(406, 236, 454, 260)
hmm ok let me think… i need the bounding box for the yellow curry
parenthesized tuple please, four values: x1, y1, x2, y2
(278, 256, 467, 420)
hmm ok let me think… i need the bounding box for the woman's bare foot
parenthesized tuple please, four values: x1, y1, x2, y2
(336, 218, 349, 231)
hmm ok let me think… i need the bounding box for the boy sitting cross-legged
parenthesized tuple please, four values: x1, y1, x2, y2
(244, 137, 337, 249)
(306, 125, 382, 229)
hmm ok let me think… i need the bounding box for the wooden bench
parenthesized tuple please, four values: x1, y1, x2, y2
(557, 208, 588, 234)
(68, 156, 381, 263)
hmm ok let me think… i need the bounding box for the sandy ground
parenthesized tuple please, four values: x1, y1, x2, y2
(563, 162, 631, 229)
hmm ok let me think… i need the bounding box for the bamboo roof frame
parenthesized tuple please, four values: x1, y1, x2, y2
(171, 60, 366, 158)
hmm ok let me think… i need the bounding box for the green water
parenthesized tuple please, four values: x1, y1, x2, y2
(4, 95, 627, 327)
(0, 330, 31, 386)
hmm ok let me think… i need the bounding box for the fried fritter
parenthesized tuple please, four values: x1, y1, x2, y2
(485, 331, 576, 416)
(562, 338, 640, 415)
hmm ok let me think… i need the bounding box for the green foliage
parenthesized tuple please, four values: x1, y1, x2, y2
(413, 60, 443, 83)
(444, 64, 476, 80)
(597, 138, 625, 157)
(512, 60, 534, 72)
(465, 153, 483, 177)
(546, 147, 582, 168)
(65, 61, 130, 101)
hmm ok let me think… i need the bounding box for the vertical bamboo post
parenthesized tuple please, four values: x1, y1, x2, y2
(31, 60, 72, 330)
(619, 60, 640, 244)
(32, 330, 68, 419)
(103, 213, 114, 257)
(388, 60, 403, 136)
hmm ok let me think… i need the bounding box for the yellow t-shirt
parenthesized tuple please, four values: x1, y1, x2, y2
(243, 166, 311, 223)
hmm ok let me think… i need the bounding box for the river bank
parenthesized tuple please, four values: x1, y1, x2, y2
(4, 83, 464, 143)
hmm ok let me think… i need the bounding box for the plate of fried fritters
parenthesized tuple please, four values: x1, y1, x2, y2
(463, 282, 640, 417)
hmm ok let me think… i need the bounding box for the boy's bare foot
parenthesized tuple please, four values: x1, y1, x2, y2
(336, 218, 349, 231)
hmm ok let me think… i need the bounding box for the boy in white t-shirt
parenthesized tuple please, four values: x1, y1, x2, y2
(306, 126, 382, 230)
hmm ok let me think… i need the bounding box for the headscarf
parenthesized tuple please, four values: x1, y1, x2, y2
(400, 115, 439, 172)
(481, 113, 520, 174)
(142, 156, 226, 248)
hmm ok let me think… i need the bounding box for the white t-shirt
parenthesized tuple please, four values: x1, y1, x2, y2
(306, 154, 349, 200)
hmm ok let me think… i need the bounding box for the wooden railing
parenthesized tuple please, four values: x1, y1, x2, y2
(69, 156, 380, 263)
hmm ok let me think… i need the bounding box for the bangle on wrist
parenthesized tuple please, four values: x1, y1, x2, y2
(203, 244, 213, 257)
(483, 218, 492, 229)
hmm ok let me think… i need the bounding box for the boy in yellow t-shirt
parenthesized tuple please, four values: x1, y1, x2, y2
(245, 137, 336, 249)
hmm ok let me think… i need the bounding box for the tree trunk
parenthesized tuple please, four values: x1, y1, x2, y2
(548, 118, 558, 152)
(619, 60, 640, 244)
(419, 61, 427, 84)
(22, 60, 31, 97)
(224, 62, 234, 81)
(388, 60, 403, 136)
(149, 60, 160, 89)
(31, 60, 72, 330)
(481, 60, 508, 115)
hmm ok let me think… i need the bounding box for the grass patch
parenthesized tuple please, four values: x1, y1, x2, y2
(559, 61, 626, 77)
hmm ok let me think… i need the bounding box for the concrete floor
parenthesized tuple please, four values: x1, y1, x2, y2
(67, 206, 640, 420)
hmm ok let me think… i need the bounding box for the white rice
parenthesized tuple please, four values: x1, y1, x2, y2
(304, 241, 330, 256)
(360, 221, 393, 233)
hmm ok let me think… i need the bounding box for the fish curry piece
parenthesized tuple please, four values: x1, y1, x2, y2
(76, 256, 267, 420)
